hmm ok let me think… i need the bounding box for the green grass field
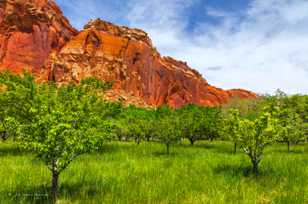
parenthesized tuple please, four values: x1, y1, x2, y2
(0, 140, 308, 204)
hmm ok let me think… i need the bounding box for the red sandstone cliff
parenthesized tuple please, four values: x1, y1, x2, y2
(0, 0, 77, 77)
(0, 0, 256, 108)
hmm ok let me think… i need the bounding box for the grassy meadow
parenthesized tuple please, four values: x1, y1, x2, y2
(0, 140, 308, 204)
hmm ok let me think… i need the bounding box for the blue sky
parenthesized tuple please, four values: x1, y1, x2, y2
(55, 0, 250, 31)
(55, 0, 308, 94)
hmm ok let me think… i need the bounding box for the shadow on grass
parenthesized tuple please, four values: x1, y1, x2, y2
(151, 151, 177, 157)
(213, 163, 275, 178)
(96, 143, 121, 154)
(273, 149, 304, 154)
(180, 142, 215, 149)
(59, 183, 98, 201)
(181, 142, 235, 154)
(97, 142, 151, 155)
(214, 163, 251, 177)
(59, 178, 123, 202)
(0, 143, 25, 157)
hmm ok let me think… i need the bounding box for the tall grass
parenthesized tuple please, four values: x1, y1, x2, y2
(0, 141, 307, 203)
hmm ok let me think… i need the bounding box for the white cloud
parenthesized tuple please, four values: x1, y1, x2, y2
(124, 0, 308, 94)
(57, 0, 308, 94)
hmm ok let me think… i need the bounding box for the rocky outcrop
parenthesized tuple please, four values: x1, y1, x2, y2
(0, 1, 256, 108)
(0, 0, 77, 77)
(49, 19, 256, 107)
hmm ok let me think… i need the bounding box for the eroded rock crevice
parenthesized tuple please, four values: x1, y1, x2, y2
(84, 30, 101, 56)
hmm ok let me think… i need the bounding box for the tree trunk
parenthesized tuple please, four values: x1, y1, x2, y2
(166, 143, 170, 155)
(234, 142, 237, 154)
(1, 131, 8, 141)
(252, 160, 259, 175)
(287, 141, 290, 152)
(51, 170, 59, 202)
(136, 137, 140, 145)
(248, 153, 260, 175)
(189, 138, 194, 145)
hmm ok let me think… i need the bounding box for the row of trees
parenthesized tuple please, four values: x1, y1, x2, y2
(113, 104, 224, 153)
(0, 72, 307, 200)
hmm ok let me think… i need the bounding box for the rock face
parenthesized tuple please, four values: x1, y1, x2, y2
(0, 1, 256, 108)
(49, 19, 256, 107)
(0, 0, 77, 77)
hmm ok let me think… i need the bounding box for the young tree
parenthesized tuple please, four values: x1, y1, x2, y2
(242, 113, 277, 174)
(178, 105, 204, 145)
(22, 83, 115, 200)
(115, 107, 155, 143)
(226, 109, 278, 174)
(119, 106, 147, 145)
(1, 73, 116, 200)
(223, 97, 268, 154)
(225, 109, 241, 154)
(155, 107, 181, 154)
(275, 108, 305, 151)
(283, 94, 308, 140)
(143, 109, 156, 142)
(178, 105, 223, 145)
(203, 108, 224, 142)
(114, 118, 130, 141)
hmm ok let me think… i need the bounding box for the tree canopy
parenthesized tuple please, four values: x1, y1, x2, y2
(0, 72, 118, 200)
